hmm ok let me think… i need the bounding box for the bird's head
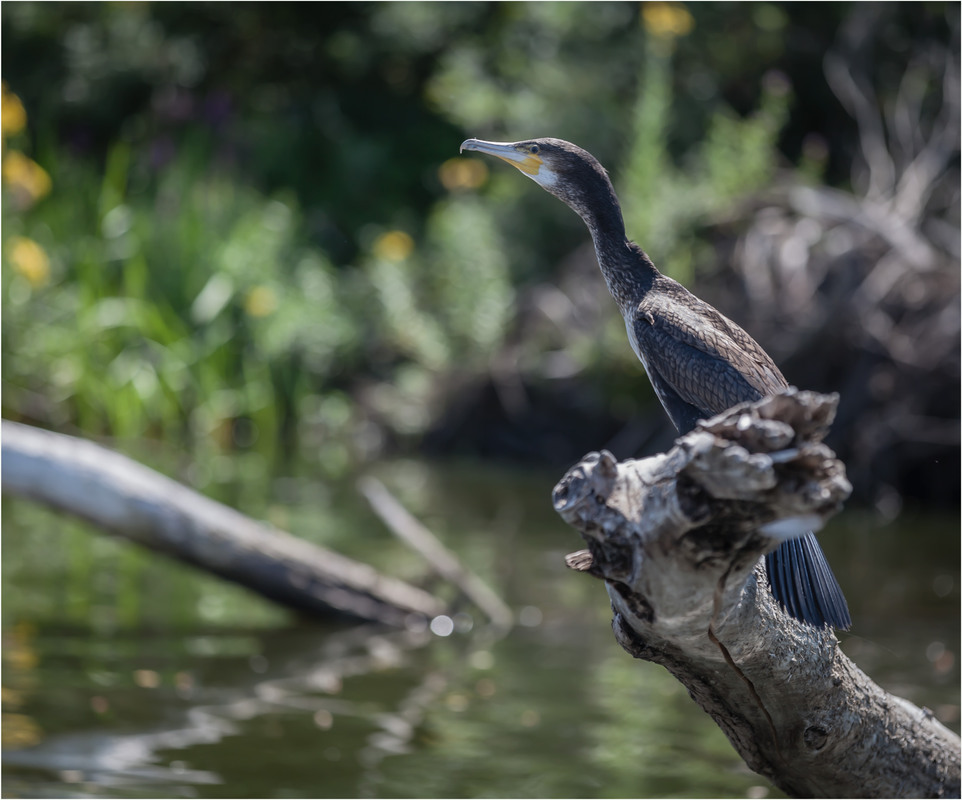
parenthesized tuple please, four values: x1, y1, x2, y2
(459, 137, 622, 232)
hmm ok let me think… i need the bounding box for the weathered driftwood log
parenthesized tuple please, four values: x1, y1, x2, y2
(553, 390, 960, 798)
(1, 420, 444, 627)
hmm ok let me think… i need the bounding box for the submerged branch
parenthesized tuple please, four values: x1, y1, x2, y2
(359, 476, 514, 631)
(553, 390, 960, 798)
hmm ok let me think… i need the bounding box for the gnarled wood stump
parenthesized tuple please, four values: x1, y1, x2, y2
(554, 390, 960, 798)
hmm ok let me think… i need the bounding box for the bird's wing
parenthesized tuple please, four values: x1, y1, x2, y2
(630, 295, 788, 420)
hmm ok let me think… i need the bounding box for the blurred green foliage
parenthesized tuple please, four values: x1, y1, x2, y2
(1, 2, 955, 477)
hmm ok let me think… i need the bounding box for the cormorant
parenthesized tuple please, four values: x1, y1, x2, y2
(460, 136, 851, 630)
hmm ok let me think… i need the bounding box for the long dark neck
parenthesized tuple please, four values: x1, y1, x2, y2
(569, 177, 658, 315)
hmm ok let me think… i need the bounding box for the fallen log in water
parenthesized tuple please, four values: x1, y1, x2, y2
(1, 420, 445, 627)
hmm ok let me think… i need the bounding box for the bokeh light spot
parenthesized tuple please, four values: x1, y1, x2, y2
(469, 649, 494, 670)
(519, 605, 543, 627)
(642, 2, 694, 39)
(133, 669, 160, 689)
(439, 157, 488, 191)
(245, 285, 278, 317)
(9, 236, 50, 287)
(1, 83, 27, 137)
(373, 230, 414, 261)
(2, 151, 52, 205)
(430, 615, 454, 636)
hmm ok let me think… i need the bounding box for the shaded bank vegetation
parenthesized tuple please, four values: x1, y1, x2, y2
(2, 2, 958, 510)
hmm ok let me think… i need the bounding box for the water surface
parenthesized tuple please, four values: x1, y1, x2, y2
(3, 455, 959, 798)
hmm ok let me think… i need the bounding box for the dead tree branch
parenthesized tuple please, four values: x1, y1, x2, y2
(1, 420, 445, 627)
(359, 476, 514, 630)
(553, 390, 960, 798)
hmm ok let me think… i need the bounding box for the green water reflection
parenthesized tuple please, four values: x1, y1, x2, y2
(2, 457, 959, 798)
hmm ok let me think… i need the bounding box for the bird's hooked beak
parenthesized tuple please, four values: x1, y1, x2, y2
(460, 139, 555, 187)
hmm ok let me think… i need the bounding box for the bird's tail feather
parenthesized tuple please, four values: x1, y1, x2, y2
(764, 534, 851, 629)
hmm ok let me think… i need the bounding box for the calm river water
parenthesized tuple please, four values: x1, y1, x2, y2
(3, 454, 959, 798)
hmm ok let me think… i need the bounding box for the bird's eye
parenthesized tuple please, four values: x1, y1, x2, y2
(529, 144, 540, 155)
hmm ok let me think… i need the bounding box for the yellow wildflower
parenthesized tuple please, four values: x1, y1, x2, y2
(438, 157, 488, 191)
(642, 2, 694, 39)
(245, 285, 278, 317)
(373, 230, 414, 262)
(8, 236, 50, 287)
(1, 83, 27, 138)
(2, 150, 52, 205)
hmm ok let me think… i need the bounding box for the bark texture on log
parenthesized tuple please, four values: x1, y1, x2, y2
(553, 390, 960, 798)
(1, 420, 444, 627)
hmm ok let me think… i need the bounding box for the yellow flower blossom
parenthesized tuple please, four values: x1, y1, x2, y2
(642, 2, 694, 40)
(8, 236, 50, 287)
(1, 83, 27, 138)
(245, 285, 278, 317)
(3, 150, 52, 205)
(373, 230, 414, 262)
(438, 157, 489, 191)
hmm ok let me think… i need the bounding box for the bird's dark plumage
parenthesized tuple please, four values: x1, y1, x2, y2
(461, 136, 851, 629)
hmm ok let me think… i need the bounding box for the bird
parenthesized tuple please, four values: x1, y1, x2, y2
(460, 136, 851, 630)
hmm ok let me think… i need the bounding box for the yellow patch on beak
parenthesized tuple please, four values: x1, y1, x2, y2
(495, 152, 543, 176)
(515, 153, 544, 175)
